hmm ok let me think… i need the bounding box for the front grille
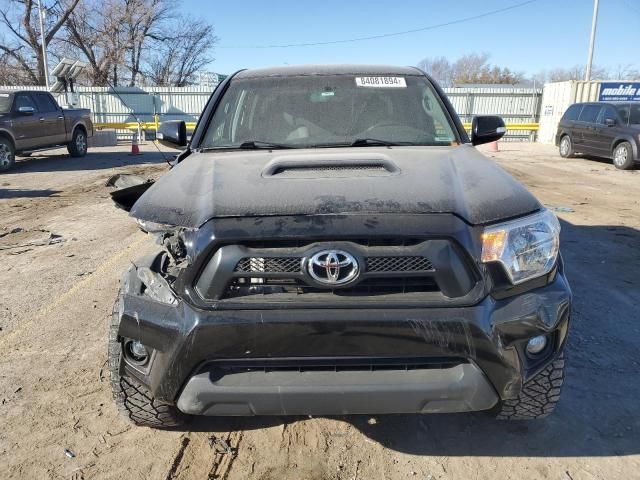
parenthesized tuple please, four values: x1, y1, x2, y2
(233, 255, 433, 274)
(367, 256, 433, 272)
(235, 257, 302, 273)
(226, 276, 439, 298)
(194, 238, 477, 303)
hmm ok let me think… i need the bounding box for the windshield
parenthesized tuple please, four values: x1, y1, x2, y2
(201, 74, 458, 149)
(0, 93, 12, 114)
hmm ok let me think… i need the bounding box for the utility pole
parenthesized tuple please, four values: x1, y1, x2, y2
(36, 0, 50, 89)
(585, 0, 599, 81)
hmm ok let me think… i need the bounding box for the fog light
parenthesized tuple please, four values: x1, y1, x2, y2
(526, 335, 547, 355)
(126, 340, 149, 363)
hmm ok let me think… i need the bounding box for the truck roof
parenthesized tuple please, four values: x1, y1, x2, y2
(234, 64, 423, 79)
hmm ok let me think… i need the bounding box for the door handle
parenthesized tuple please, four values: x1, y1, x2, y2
(58, 116, 64, 119)
(39, 117, 45, 122)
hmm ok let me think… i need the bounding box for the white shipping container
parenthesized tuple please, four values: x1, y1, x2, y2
(537, 81, 600, 144)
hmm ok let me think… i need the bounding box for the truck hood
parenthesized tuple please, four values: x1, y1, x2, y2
(130, 144, 541, 228)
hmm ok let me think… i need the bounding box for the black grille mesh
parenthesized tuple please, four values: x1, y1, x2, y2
(367, 256, 433, 272)
(235, 257, 302, 273)
(234, 255, 433, 274)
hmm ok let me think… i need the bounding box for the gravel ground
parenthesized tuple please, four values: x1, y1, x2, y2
(0, 142, 638, 479)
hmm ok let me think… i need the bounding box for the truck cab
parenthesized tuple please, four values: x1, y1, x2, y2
(0, 90, 93, 171)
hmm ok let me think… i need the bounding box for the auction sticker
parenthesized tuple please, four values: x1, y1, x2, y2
(355, 77, 407, 88)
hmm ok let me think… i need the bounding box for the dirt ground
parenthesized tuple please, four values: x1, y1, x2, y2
(0, 141, 639, 480)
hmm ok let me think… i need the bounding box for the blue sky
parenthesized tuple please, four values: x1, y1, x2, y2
(182, 0, 640, 76)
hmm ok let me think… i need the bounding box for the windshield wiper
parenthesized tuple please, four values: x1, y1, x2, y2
(351, 138, 402, 147)
(239, 140, 295, 150)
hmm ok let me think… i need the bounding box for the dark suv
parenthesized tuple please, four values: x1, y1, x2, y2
(556, 101, 640, 169)
(109, 65, 571, 428)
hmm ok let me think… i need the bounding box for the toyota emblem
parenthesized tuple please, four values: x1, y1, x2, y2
(307, 250, 359, 286)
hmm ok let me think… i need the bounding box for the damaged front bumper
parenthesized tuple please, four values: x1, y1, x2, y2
(115, 254, 571, 416)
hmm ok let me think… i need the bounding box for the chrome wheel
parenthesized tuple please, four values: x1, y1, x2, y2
(614, 145, 628, 167)
(560, 137, 571, 157)
(0, 143, 14, 169)
(76, 133, 87, 154)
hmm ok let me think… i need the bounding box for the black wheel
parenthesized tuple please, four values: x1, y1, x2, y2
(495, 353, 565, 420)
(0, 137, 16, 172)
(109, 294, 187, 428)
(559, 135, 574, 158)
(67, 128, 88, 157)
(612, 142, 634, 170)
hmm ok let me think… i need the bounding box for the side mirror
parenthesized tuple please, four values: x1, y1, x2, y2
(157, 120, 187, 149)
(17, 106, 35, 115)
(605, 118, 616, 127)
(471, 115, 506, 146)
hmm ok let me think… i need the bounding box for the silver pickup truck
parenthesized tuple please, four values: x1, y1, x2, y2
(0, 90, 94, 172)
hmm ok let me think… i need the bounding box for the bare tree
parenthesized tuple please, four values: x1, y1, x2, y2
(538, 65, 609, 83)
(122, 0, 172, 86)
(609, 64, 640, 81)
(451, 53, 491, 84)
(0, 0, 81, 85)
(64, 0, 215, 87)
(64, 0, 129, 85)
(453, 53, 524, 85)
(417, 53, 524, 86)
(145, 18, 217, 86)
(417, 56, 454, 87)
(1, 0, 217, 87)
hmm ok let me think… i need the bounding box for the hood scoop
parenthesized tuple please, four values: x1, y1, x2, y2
(262, 154, 400, 179)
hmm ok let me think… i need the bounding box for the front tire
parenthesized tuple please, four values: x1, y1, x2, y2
(109, 295, 186, 428)
(0, 137, 16, 172)
(67, 128, 88, 157)
(559, 135, 574, 158)
(613, 142, 635, 170)
(495, 353, 565, 420)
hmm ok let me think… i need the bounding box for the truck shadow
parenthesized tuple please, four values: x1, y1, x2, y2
(10, 148, 169, 173)
(185, 219, 640, 458)
(0, 188, 62, 199)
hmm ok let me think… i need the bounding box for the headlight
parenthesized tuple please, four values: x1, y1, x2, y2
(135, 219, 178, 234)
(481, 209, 560, 284)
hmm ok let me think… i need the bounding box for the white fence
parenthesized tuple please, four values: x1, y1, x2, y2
(1, 85, 542, 140)
(445, 87, 542, 140)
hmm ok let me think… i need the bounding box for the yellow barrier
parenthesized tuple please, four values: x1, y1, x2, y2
(94, 120, 538, 132)
(94, 121, 198, 131)
(462, 122, 539, 131)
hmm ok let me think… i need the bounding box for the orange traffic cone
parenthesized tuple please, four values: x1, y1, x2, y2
(129, 131, 142, 156)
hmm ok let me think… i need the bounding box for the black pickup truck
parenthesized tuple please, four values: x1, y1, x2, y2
(109, 65, 571, 428)
(0, 90, 93, 171)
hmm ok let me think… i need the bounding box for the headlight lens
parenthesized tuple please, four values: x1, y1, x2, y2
(481, 209, 560, 284)
(135, 219, 178, 234)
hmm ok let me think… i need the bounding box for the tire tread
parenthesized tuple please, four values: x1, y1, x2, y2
(108, 295, 186, 428)
(496, 353, 565, 420)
